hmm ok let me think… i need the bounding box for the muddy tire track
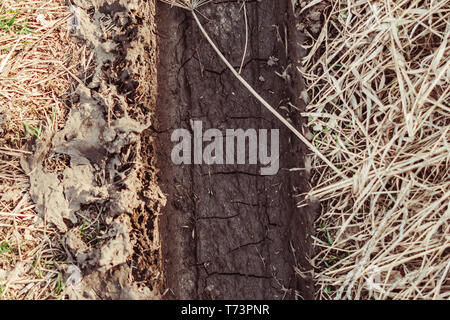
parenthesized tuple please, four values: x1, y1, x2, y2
(156, 0, 317, 299)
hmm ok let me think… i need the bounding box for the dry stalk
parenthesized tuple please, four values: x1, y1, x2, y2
(299, 0, 450, 299)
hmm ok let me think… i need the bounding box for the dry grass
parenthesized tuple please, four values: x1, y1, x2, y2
(298, 0, 450, 299)
(159, 0, 212, 10)
(0, 0, 82, 299)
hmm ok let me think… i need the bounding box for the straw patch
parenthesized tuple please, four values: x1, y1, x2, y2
(159, 0, 212, 11)
(298, 0, 449, 299)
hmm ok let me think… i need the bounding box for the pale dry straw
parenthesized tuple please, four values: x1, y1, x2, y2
(160, 0, 212, 10)
(0, 0, 83, 299)
(298, 0, 450, 299)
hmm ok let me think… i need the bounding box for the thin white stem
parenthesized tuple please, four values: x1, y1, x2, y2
(192, 11, 344, 178)
(238, 1, 248, 74)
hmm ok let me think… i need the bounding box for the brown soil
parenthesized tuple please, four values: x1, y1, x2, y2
(155, 1, 317, 299)
(19, 0, 164, 299)
(10, 0, 318, 300)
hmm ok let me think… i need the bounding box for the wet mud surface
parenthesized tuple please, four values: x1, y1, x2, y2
(156, 0, 317, 299)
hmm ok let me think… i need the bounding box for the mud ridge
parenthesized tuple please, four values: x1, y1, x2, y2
(156, 0, 318, 299)
(21, 0, 163, 299)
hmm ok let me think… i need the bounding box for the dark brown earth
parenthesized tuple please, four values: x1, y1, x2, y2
(155, 0, 318, 300)
(20, 0, 164, 299)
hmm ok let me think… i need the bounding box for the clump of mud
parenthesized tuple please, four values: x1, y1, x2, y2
(21, 0, 163, 299)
